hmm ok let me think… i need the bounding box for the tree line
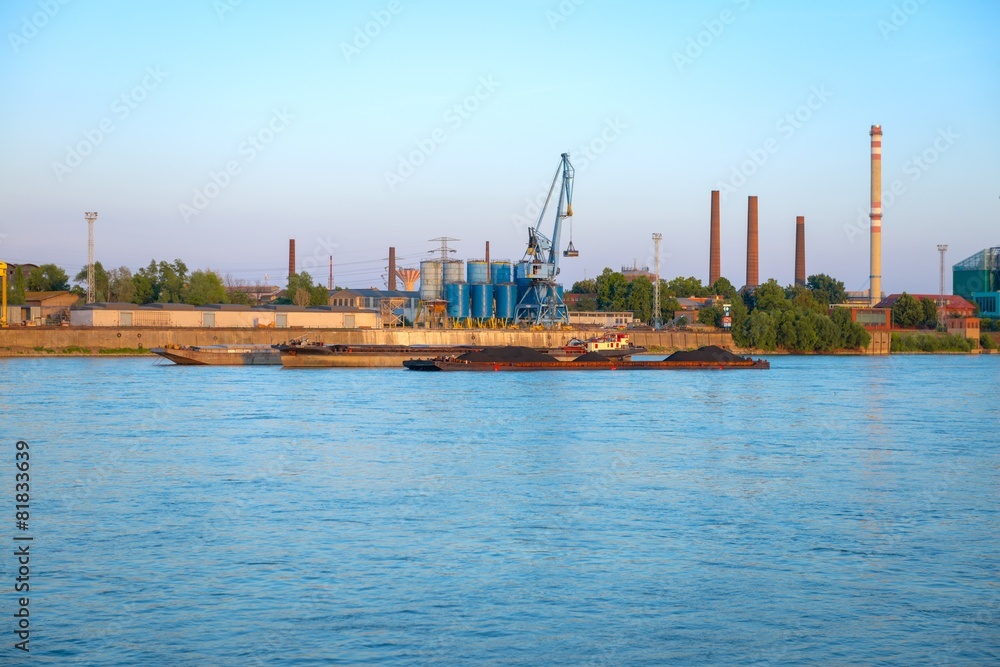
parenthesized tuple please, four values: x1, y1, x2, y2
(571, 269, 870, 351)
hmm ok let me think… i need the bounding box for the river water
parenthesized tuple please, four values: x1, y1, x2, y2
(1, 355, 997, 665)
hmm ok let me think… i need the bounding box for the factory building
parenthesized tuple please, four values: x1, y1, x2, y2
(568, 311, 634, 328)
(70, 302, 379, 328)
(874, 294, 976, 318)
(952, 247, 1000, 318)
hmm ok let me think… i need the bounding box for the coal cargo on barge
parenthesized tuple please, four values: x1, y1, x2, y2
(403, 345, 770, 371)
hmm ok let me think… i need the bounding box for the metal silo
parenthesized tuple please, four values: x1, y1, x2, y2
(419, 260, 443, 301)
(445, 282, 469, 319)
(443, 259, 464, 285)
(494, 283, 517, 320)
(470, 283, 493, 319)
(467, 260, 489, 285)
(514, 261, 531, 302)
(490, 261, 512, 284)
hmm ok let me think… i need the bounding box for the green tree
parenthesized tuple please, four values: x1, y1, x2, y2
(665, 276, 709, 298)
(156, 260, 188, 303)
(830, 308, 870, 350)
(776, 310, 797, 349)
(626, 276, 653, 322)
(131, 273, 156, 304)
(74, 261, 109, 301)
(185, 270, 227, 306)
(919, 298, 939, 328)
(8, 266, 27, 305)
(698, 305, 721, 326)
(755, 279, 789, 312)
(570, 278, 596, 294)
(596, 268, 628, 311)
(892, 292, 922, 328)
(813, 312, 840, 351)
(807, 274, 847, 305)
(27, 264, 70, 291)
(107, 267, 135, 303)
(710, 277, 737, 298)
(728, 294, 748, 337)
(570, 295, 597, 311)
(789, 286, 825, 315)
(744, 310, 778, 350)
(285, 272, 328, 307)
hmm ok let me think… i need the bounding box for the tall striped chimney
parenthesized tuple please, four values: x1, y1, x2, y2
(709, 190, 721, 286)
(288, 239, 296, 279)
(870, 125, 882, 305)
(746, 195, 759, 289)
(795, 216, 806, 286)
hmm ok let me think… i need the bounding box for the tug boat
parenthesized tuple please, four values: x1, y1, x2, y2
(559, 332, 646, 358)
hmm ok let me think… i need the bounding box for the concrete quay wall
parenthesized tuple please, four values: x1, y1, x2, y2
(0, 327, 737, 354)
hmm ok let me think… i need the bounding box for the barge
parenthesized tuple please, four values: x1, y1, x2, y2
(151, 344, 280, 365)
(404, 345, 770, 371)
(277, 341, 485, 368)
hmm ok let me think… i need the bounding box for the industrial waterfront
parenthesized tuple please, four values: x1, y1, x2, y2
(5, 354, 998, 665)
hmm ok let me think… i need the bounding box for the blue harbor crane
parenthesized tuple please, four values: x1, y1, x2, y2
(514, 152, 577, 326)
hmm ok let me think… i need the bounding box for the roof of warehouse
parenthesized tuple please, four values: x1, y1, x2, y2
(330, 289, 418, 299)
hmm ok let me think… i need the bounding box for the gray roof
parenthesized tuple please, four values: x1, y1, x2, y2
(330, 288, 418, 299)
(141, 303, 195, 310)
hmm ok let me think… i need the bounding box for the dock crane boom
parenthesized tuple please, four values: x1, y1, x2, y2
(514, 152, 576, 326)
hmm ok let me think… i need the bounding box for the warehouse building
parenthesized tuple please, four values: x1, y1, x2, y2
(70, 303, 379, 328)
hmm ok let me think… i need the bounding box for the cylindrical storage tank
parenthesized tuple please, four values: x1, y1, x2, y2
(445, 282, 470, 319)
(470, 283, 493, 319)
(419, 260, 443, 301)
(490, 261, 512, 284)
(443, 259, 465, 285)
(514, 262, 531, 303)
(467, 260, 489, 285)
(494, 283, 517, 320)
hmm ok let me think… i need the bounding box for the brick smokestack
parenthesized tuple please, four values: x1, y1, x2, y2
(795, 216, 806, 286)
(288, 239, 296, 279)
(485, 241, 490, 270)
(870, 125, 883, 305)
(709, 190, 721, 286)
(746, 195, 759, 289)
(388, 247, 397, 290)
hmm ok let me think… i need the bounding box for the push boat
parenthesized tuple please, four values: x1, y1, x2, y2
(554, 332, 646, 359)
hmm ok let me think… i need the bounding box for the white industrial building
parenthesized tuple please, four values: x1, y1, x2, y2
(70, 303, 380, 328)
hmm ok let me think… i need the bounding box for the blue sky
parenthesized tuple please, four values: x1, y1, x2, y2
(1, 0, 997, 293)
